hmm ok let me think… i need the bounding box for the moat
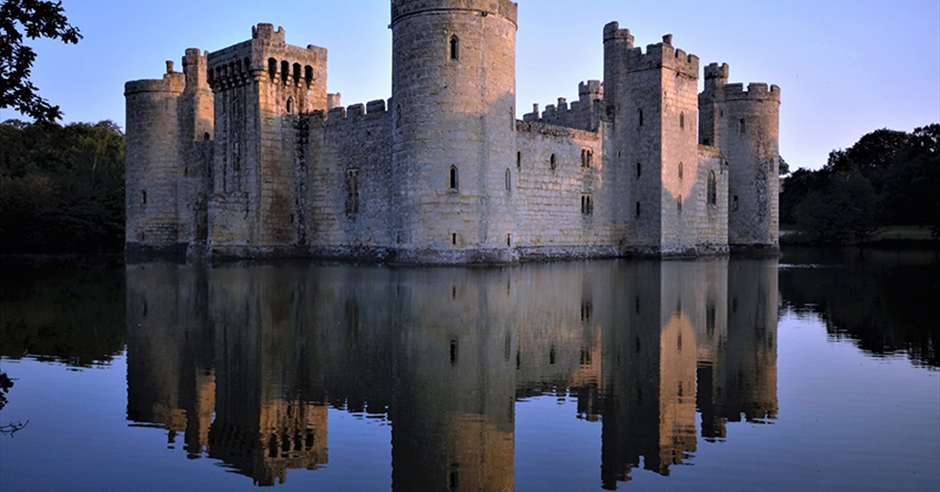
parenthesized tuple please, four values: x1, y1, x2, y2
(1, 250, 937, 491)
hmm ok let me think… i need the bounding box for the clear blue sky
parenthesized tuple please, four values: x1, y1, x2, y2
(2, 0, 938, 171)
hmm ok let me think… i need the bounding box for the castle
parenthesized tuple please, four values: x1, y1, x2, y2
(125, 0, 780, 264)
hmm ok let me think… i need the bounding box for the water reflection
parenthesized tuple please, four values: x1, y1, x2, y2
(125, 259, 778, 488)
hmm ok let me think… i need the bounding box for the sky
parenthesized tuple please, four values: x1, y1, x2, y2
(2, 0, 938, 171)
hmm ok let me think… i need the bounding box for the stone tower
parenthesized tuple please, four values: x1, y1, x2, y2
(125, 49, 213, 260)
(699, 63, 780, 252)
(390, 0, 519, 264)
(603, 23, 708, 256)
(205, 24, 328, 257)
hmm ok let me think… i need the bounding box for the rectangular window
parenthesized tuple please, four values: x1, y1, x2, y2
(346, 169, 360, 214)
(581, 194, 593, 215)
(581, 148, 593, 168)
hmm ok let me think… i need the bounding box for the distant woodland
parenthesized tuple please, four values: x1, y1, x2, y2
(0, 119, 125, 253)
(781, 124, 940, 244)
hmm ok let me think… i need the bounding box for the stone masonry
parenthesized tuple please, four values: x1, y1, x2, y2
(125, 0, 780, 264)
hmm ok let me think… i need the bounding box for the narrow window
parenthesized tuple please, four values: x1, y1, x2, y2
(140, 190, 147, 205)
(505, 168, 511, 191)
(516, 151, 522, 170)
(304, 65, 313, 86)
(707, 170, 717, 205)
(286, 97, 293, 114)
(550, 154, 557, 170)
(280, 60, 289, 83)
(452, 233, 457, 245)
(449, 35, 459, 61)
(292, 63, 301, 84)
(638, 108, 644, 127)
(581, 148, 593, 168)
(510, 107, 514, 130)
(346, 169, 360, 214)
(678, 195, 683, 214)
(581, 194, 593, 215)
(678, 162, 683, 180)
(635, 201, 640, 218)
(268, 58, 277, 81)
(680, 112, 685, 130)
(732, 195, 739, 211)
(739, 118, 746, 134)
(506, 234, 511, 247)
(203, 132, 210, 141)
(549, 345, 556, 365)
(636, 162, 642, 178)
(449, 166, 458, 190)
(706, 302, 716, 337)
(450, 340, 458, 364)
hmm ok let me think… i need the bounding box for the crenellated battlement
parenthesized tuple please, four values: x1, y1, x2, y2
(308, 99, 389, 126)
(206, 24, 327, 92)
(390, 0, 518, 26)
(523, 80, 603, 132)
(603, 22, 634, 47)
(125, 68, 185, 95)
(722, 82, 781, 102)
(626, 35, 699, 75)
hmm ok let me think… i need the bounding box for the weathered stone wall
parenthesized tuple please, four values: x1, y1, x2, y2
(522, 80, 604, 132)
(390, 0, 518, 264)
(514, 121, 619, 259)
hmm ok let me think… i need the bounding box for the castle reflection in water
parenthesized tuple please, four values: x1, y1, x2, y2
(125, 259, 777, 489)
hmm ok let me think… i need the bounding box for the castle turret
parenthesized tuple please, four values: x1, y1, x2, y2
(604, 25, 705, 255)
(390, 0, 519, 264)
(125, 62, 187, 259)
(205, 24, 328, 257)
(714, 78, 781, 252)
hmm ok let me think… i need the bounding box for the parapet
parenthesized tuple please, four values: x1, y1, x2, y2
(579, 80, 603, 100)
(391, 0, 518, 26)
(722, 82, 781, 102)
(125, 64, 186, 95)
(311, 99, 389, 126)
(603, 21, 634, 47)
(626, 35, 699, 76)
(252, 23, 286, 44)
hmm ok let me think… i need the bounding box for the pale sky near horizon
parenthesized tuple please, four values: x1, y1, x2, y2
(2, 0, 938, 171)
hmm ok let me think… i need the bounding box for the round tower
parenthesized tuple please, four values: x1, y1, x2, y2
(124, 64, 186, 260)
(390, 0, 518, 264)
(720, 83, 781, 253)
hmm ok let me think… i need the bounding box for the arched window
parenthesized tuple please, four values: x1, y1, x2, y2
(707, 170, 717, 205)
(449, 166, 459, 190)
(203, 132, 210, 141)
(305, 66, 313, 86)
(292, 63, 301, 84)
(680, 112, 685, 130)
(678, 162, 683, 180)
(677, 195, 683, 214)
(732, 195, 739, 211)
(516, 151, 522, 170)
(550, 154, 557, 170)
(450, 35, 459, 61)
(280, 60, 289, 83)
(505, 168, 511, 191)
(268, 58, 277, 81)
(286, 97, 293, 114)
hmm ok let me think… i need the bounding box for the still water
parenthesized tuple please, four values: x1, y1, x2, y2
(1, 251, 938, 491)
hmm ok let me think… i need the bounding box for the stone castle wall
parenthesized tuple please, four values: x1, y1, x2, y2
(124, 1, 780, 264)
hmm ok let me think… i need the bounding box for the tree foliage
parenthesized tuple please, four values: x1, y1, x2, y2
(781, 124, 940, 243)
(0, 119, 125, 253)
(0, 0, 82, 122)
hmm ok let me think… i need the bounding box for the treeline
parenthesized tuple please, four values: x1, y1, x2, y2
(781, 124, 940, 244)
(0, 119, 125, 253)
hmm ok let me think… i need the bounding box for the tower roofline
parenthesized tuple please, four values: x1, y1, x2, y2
(390, 0, 518, 27)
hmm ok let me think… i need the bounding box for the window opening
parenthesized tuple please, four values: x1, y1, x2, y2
(680, 112, 685, 130)
(268, 58, 277, 81)
(292, 63, 301, 84)
(505, 168, 511, 191)
(550, 154, 557, 170)
(305, 65, 313, 86)
(636, 162, 642, 178)
(516, 151, 522, 170)
(739, 118, 746, 134)
(581, 148, 593, 167)
(678, 162, 683, 180)
(581, 194, 593, 215)
(707, 170, 717, 205)
(346, 169, 360, 214)
(678, 195, 683, 214)
(141, 190, 147, 205)
(449, 166, 458, 190)
(286, 97, 293, 114)
(638, 108, 644, 127)
(449, 35, 459, 61)
(280, 60, 289, 83)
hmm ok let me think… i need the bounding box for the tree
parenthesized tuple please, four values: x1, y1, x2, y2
(0, 0, 82, 122)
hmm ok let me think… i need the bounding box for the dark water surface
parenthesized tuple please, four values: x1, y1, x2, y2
(1, 251, 938, 491)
